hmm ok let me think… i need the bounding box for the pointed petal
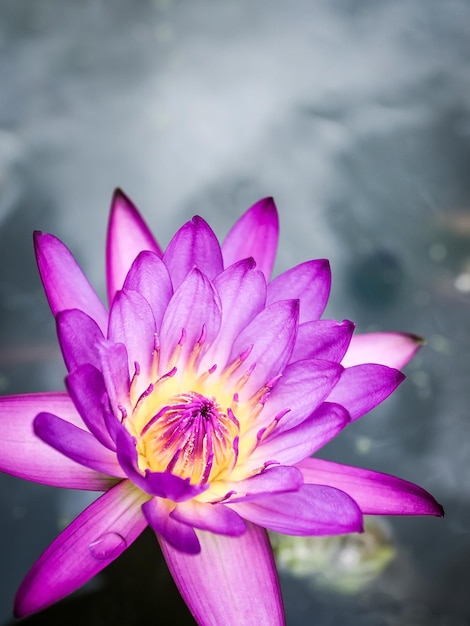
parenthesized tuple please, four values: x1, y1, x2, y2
(143, 497, 200, 554)
(34, 232, 108, 334)
(222, 197, 279, 281)
(327, 364, 405, 421)
(14, 480, 148, 617)
(171, 501, 246, 536)
(292, 319, 355, 363)
(297, 457, 444, 517)
(106, 189, 162, 305)
(123, 251, 173, 330)
(230, 484, 363, 536)
(56, 309, 104, 372)
(163, 216, 224, 289)
(34, 412, 124, 478)
(267, 259, 331, 322)
(342, 332, 424, 369)
(0, 393, 114, 490)
(223, 465, 303, 503)
(159, 522, 285, 626)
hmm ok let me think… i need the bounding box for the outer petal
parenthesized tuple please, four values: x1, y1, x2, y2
(342, 332, 424, 369)
(297, 457, 444, 516)
(230, 484, 363, 536)
(106, 189, 162, 305)
(163, 216, 224, 289)
(56, 309, 104, 373)
(222, 197, 279, 281)
(14, 480, 148, 617)
(0, 393, 115, 490)
(267, 259, 331, 323)
(143, 497, 200, 554)
(34, 232, 108, 334)
(327, 363, 405, 421)
(159, 522, 285, 626)
(292, 319, 355, 363)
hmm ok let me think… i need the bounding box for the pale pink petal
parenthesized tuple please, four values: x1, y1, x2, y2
(222, 197, 279, 281)
(143, 497, 200, 554)
(171, 500, 246, 536)
(267, 259, 331, 323)
(97, 342, 131, 416)
(291, 319, 355, 363)
(342, 331, 424, 369)
(223, 465, 303, 503)
(106, 189, 162, 305)
(297, 457, 444, 516)
(159, 522, 285, 626)
(34, 232, 108, 333)
(14, 480, 148, 617)
(0, 393, 114, 490)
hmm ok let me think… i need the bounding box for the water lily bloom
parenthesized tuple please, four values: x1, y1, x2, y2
(0, 191, 443, 624)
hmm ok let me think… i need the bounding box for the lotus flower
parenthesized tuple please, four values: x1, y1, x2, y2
(0, 191, 443, 624)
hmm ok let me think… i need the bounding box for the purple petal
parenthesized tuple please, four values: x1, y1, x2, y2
(159, 522, 285, 626)
(14, 480, 148, 617)
(66, 364, 117, 450)
(163, 216, 224, 289)
(108, 289, 156, 388)
(171, 500, 247, 536)
(160, 267, 222, 372)
(297, 457, 444, 517)
(342, 332, 424, 369)
(123, 251, 173, 330)
(0, 393, 115, 490)
(267, 259, 331, 323)
(291, 319, 355, 363)
(97, 341, 131, 416)
(34, 232, 108, 334)
(106, 189, 162, 306)
(222, 197, 279, 281)
(251, 403, 350, 467)
(34, 412, 125, 478)
(327, 363, 405, 421)
(56, 309, 104, 372)
(143, 497, 200, 554)
(228, 299, 299, 397)
(223, 465, 303, 503)
(230, 484, 363, 536)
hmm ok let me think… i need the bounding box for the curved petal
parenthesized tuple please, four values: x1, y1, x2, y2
(292, 319, 355, 363)
(33, 412, 125, 478)
(159, 522, 285, 626)
(297, 457, 444, 517)
(342, 332, 424, 369)
(327, 363, 405, 421)
(163, 216, 224, 289)
(267, 259, 331, 323)
(106, 189, 162, 306)
(97, 341, 131, 416)
(56, 309, 104, 373)
(34, 232, 108, 334)
(123, 251, 173, 330)
(14, 480, 148, 618)
(0, 393, 114, 490)
(222, 197, 279, 281)
(171, 500, 247, 536)
(230, 484, 363, 536)
(143, 497, 200, 554)
(223, 465, 303, 503)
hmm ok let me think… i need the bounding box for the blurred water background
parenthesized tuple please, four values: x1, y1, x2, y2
(0, 1, 469, 624)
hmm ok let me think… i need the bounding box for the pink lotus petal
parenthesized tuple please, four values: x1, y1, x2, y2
(97, 341, 131, 416)
(34, 232, 108, 334)
(228, 299, 299, 397)
(342, 331, 424, 369)
(14, 480, 148, 617)
(143, 497, 200, 554)
(327, 363, 405, 421)
(297, 457, 444, 516)
(56, 308, 104, 372)
(123, 251, 173, 330)
(34, 412, 124, 478)
(106, 189, 162, 305)
(171, 500, 247, 536)
(160, 267, 222, 372)
(163, 216, 224, 289)
(222, 197, 279, 281)
(159, 522, 285, 626)
(292, 319, 355, 363)
(267, 259, 331, 323)
(251, 403, 350, 467)
(0, 393, 114, 490)
(224, 465, 303, 503)
(230, 484, 363, 536)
